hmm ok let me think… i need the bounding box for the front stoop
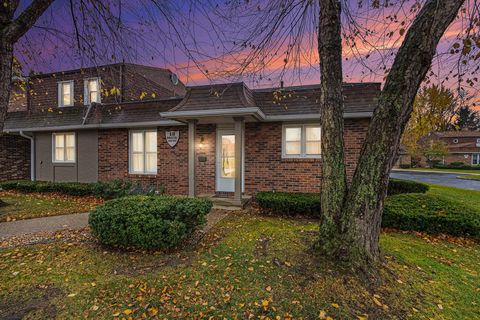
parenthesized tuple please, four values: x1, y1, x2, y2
(198, 194, 252, 210)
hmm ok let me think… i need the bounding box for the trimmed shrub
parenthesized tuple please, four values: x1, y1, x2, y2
(383, 193, 480, 239)
(433, 163, 480, 170)
(387, 178, 429, 196)
(88, 195, 213, 249)
(255, 192, 320, 217)
(0, 179, 158, 199)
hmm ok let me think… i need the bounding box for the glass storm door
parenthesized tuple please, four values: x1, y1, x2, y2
(216, 131, 235, 192)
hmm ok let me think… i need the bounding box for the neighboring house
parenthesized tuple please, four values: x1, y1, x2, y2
(1, 63, 380, 205)
(396, 130, 480, 167)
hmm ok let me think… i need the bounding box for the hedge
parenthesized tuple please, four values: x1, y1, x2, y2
(383, 193, 480, 239)
(387, 178, 429, 195)
(88, 195, 213, 249)
(433, 163, 480, 170)
(255, 179, 427, 216)
(255, 192, 321, 217)
(0, 179, 157, 199)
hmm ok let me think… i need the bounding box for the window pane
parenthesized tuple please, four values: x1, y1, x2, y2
(306, 127, 321, 141)
(66, 147, 75, 161)
(55, 135, 64, 148)
(62, 83, 71, 105)
(221, 135, 235, 178)
(132, 153, 144, 172)
(145, 153, 157, 172)
(90, 91, 98, 103)
(55, 148, 64, 161)
(306, 141, 321, 155)
(88, 79, 98, 91)
(65, 134, 75, 148)
(286, 141, 301, 155)
(285, 127, 301, 141)
(145, 131, 157, 152)
(132, 132, 144, 152)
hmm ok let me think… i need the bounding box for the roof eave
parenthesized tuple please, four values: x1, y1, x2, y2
(160, 107, 266, 121)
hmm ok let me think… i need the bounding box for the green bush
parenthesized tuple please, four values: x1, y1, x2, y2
(0, 179, 158, 199)
(88, 196, 213, 249)
(433, 163, 480, 170)
(383, 193, 480, 239)
(255, 192, 321, 217)
(387, 178, 429, 195)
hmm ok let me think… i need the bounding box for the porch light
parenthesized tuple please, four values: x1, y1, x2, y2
(199, 136, 205, 149)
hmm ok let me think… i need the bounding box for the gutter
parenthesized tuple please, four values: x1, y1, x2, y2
(19, 131, 35, 181)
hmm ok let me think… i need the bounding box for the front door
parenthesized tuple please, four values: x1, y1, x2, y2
(216, 127, 243, 192)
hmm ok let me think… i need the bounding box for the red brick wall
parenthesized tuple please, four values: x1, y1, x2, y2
(97, 119, 370, 195)
(444, 153, 477, 165)
(98, 127, 189, 195)
(0, 134, 31, 181)
(244, 119, 369, 193)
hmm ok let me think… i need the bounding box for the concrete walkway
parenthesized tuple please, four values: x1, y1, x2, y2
(0, 212, 89, 239)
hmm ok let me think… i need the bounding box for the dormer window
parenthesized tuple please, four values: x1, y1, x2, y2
(84, 78, 101, 105)
(58, 81, 74, 107)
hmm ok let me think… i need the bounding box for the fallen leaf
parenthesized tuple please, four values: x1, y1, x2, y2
(331, 303, 339, 309)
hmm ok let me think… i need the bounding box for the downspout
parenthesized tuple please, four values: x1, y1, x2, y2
(19, 131, 35, 181)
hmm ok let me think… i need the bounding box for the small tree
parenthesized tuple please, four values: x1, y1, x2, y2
(402, 85, 457, 162)
(422, 139, 449, 168)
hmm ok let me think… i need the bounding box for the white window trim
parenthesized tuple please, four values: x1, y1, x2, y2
(52, 132, 76, 163)
(472, 153, 480, 166)
(84, 77, 101, 105)
(476, 138, 480, 147)
(57, 80, 74, 107)
(282, 124, 321, 159)
(129, 129, 158, 175)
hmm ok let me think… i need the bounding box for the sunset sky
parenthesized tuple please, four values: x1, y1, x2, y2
(14, 0, 480, 105)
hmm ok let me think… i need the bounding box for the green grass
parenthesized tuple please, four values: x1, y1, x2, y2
(427, 184, 480, 211)
(0, 191, 102, 222)
(0, 213, 479, 319)
(458, 175, 480, 181)
(400, 167, 480, 174)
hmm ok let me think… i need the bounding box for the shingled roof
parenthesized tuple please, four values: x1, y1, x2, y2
(4, 81, 381, 132)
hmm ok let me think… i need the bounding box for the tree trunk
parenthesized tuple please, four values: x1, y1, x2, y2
(0, 39, 14, 131)
(317, 0, 465, 267)
(343, 0, 464, 265)
(316, 0, 349, 257)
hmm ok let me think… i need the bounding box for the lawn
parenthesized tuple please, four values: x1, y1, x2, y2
(0, 213, 479, 319)
(398, 167, 480, 175)
(427, 184, 480, 211)
(458, 175, 480, 181)
(0, 191, 102, 222)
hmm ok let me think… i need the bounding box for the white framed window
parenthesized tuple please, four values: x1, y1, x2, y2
(472, 153, 480, 165)
(58, 81, 74, 107)
(129, 129, 157, 174)
(282, 124, 321, 158)
(476, 138, 480, 147)
(84, 77, 101, 105)
(52, 133, 76, 163)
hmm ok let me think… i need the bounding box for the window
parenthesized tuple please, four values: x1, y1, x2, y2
(53, 133, 75, 163)
(453, 138, 459, 144)
(58, 81, 74, 107)
(129, 130, 157, 174)
(282, 124, 321, 158)
(476, 138, 480, 147)
(473, 154, 480, 165)
(84, 78, 101, 105)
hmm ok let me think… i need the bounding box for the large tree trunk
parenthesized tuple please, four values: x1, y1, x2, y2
(0, 39, 14, 130)
(317, 0, 465, 267)
(317, 0, 349, 257)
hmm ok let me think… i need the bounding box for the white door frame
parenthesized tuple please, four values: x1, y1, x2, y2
(216, 124, 244, 192)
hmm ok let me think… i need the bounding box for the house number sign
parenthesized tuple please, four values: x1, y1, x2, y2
(165, 131, 180, 147)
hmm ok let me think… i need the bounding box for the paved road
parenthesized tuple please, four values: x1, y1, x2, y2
(390, 170, 480, 191)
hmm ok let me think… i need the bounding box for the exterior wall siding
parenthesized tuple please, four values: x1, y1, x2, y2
(0, 134, 30, 181)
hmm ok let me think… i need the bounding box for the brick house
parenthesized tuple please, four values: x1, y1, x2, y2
(396, 131, 480, 167)
(2, 63, 380, 205)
